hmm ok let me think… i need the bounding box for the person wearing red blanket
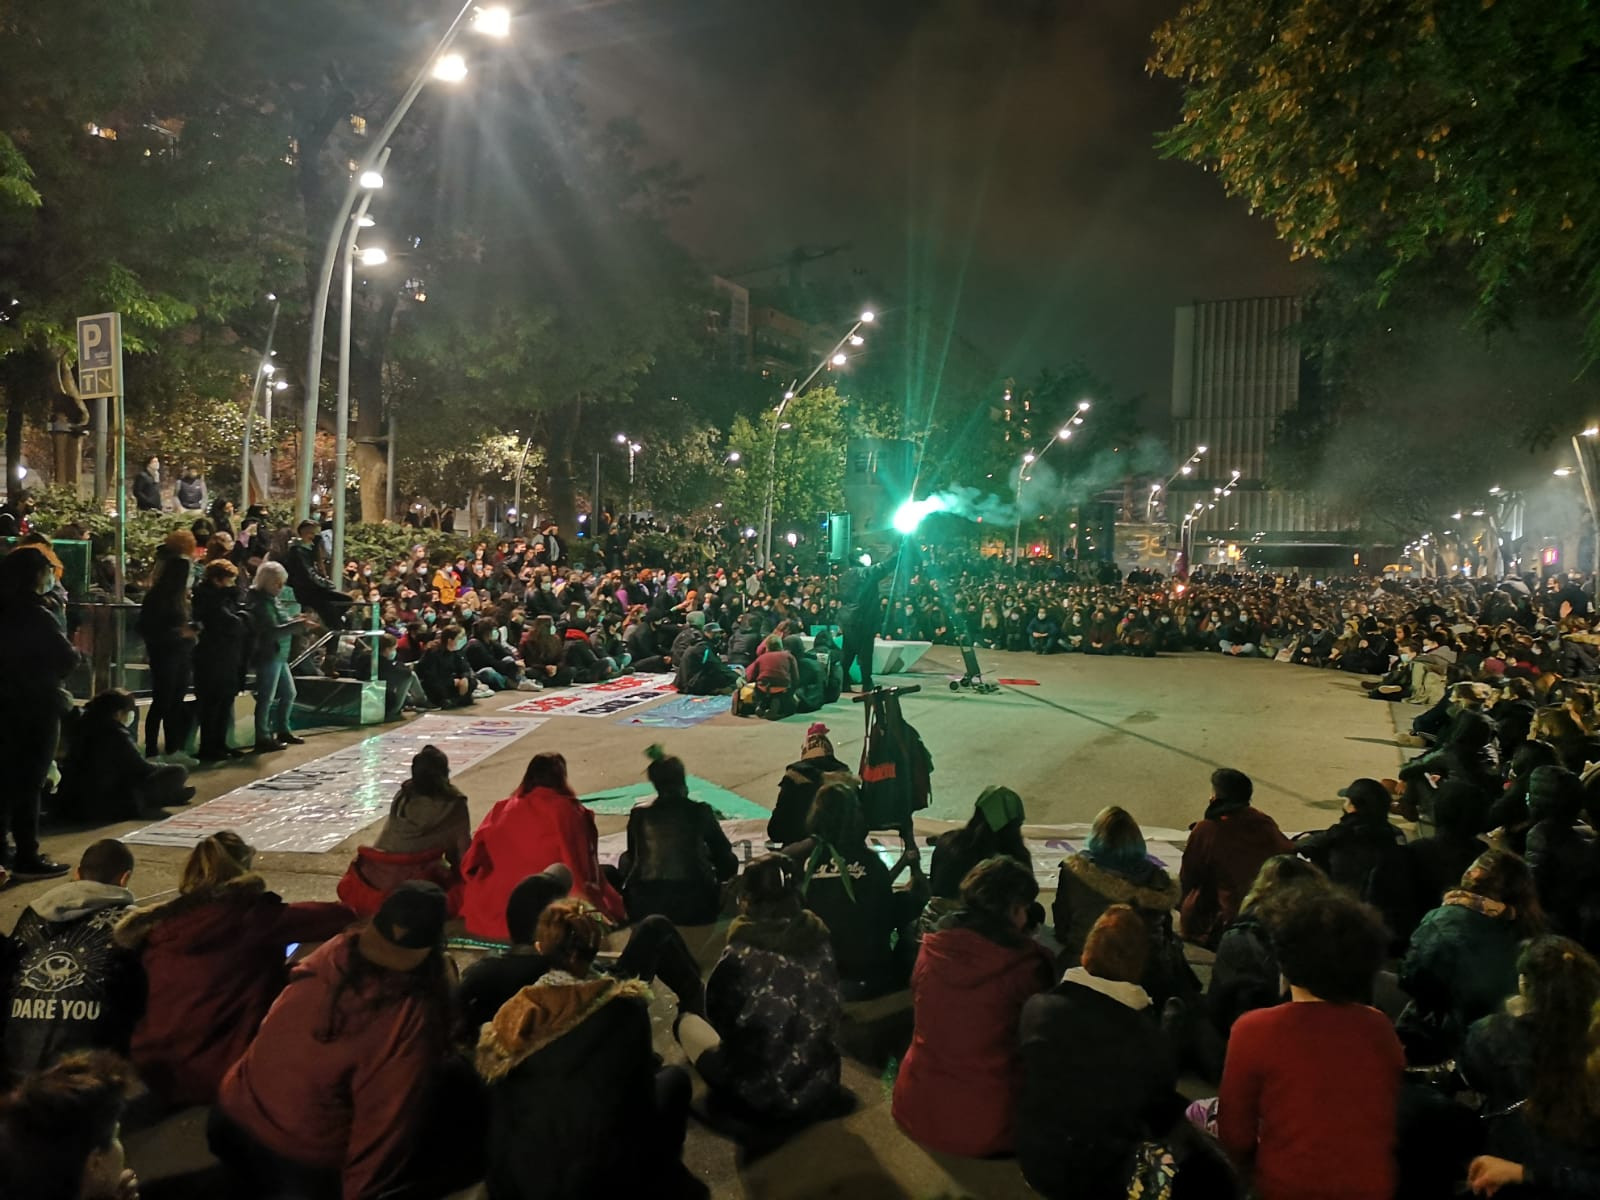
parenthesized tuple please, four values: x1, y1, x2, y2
(459, 751, 625, 939)
(1216, 885, 1404, 1200)
(893, 855, 1054, 1157)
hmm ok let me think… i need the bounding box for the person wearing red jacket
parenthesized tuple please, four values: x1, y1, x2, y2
(1178, 767, 1294, 948)
(459, 751, 626, 939)
(112, 831, 352, 1108)
(893, 856, 1055, 1157)
(211, 882, 465, 1200)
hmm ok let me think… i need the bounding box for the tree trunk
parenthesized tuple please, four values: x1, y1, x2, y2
(354, 288, 402, 523)
(541, 396, 582, 536)
(4, 402, 21, 506)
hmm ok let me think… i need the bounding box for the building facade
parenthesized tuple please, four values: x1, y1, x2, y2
(1168, 296, 1356, 564)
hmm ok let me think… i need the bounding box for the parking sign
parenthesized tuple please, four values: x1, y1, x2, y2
(76, 312, 122, 399)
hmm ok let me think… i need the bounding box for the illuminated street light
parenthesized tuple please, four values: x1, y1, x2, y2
(1022, 452, 1036, 464)
(300, 0, 517, 524)
(1058, 427, 1073, 440)
(1584, 426, 1600, 437)
(762, 306, 877, 563)
(1555, 467, 1575, 477)
(359, 247, 388, 266)
(355, 215, 375, 228)
(272, 380, 289, 392)
(473, 5, 512, 36)
(1077, 400, 1091, 411)
(432, 52, 469, 82)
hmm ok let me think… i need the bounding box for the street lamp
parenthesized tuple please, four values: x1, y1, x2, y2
(760, 308, 877, 564)
(241, 294, 282, 513)
(297, 0, 513, 522)
(616, 434, 641, 520)
(1013, 401, 1091, 560)
(331, 145, 391, 569)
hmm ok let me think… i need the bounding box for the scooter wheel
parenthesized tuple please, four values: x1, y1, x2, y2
(949, 680, 960, 691)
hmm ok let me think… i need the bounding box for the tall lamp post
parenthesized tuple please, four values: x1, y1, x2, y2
(1012, 400, 1090, 561)
(760, 310, 875, 566)
(616, 433, 641, 521)
(329, 147, 392, 572)
(241, 293, 281, 513)
(1149, 443, 1207, 522)
(296, 2, 511, 522)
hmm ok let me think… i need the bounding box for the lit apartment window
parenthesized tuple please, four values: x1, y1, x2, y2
(283, 137, 299, 166)
(85, 123, 117, 141)
(349, 114, 368, 136)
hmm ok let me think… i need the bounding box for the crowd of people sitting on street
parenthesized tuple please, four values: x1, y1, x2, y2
(5, 507, 1600, 1195)
(3, 706, 1600, 1197)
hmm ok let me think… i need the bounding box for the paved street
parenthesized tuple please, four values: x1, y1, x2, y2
(6, 648, 1408, 1198)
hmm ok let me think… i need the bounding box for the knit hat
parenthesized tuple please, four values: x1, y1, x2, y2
(802, 723, 833, 759)
(505, 864, 575, 945)
(687, 611, 707, 629)
(975, 785, 1025, 832)
(1528, 765, 1585, 824)
(359, 881, 447, 972)
(1081, 904, 1149, 984)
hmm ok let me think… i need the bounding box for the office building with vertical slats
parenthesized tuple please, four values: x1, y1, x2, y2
(1169, 297, 1357, 564)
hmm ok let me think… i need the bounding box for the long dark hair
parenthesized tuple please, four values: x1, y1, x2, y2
(316, 940, 450, 1043)
(942, 806, 1029, 872)
(1517, 936, 1600, 1146)
(1461, 849, 1547, 937)
(518, 752, 570, 795)
(144, 551, 192, 622)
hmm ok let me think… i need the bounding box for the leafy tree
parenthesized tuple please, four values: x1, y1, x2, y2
(1150, 0, 1600, 352)
(722, 386, 852, 538)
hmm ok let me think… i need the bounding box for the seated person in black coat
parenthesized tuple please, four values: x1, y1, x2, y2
(1018, 905, 1192, 1199)
(55, 690, 194, 822)
(620, 751, 739, 926)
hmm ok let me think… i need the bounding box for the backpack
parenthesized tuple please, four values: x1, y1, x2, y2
(858, 693, 932, 831)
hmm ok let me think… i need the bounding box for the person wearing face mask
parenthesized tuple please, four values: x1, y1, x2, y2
(1026, 606, 1060, 654)
(464, 617, 539, 692)
(0, 546, 78, 881)
(418, 624, 479, 708)
(55, 690, 196, 822)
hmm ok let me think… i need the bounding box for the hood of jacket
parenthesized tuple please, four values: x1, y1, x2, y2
(476, 973, 650, 1082)
(1064, 852, 1179, 910)
(29, 880, 135, 924)
(726, 909, 832, 958)
(112, 874, 271, 952)
(783, 755, 850, 783)
(918, 922, 1049, 991)
(1059, 965, 1151, 1011)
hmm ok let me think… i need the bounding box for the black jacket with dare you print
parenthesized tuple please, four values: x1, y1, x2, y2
(2, 881, 144, 1075)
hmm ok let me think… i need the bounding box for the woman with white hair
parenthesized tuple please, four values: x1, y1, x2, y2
(246, 561, 316, 753)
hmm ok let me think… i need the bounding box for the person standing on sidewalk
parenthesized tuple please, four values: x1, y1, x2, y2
(0, 546, 75, 880)
(138, 549, 199, 767)
(245, 561, 316, 753)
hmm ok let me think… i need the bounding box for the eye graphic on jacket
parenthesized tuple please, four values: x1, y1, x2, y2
(22, 951, 86, 994)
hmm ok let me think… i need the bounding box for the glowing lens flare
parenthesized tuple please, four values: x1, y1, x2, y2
(892, 495, 948, 535)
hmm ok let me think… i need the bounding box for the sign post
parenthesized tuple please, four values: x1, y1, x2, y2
(75, 313, 124, 599)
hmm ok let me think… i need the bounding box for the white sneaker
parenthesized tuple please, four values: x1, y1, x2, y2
(473, 685, 495, 699)
(516, 679, 542, 692)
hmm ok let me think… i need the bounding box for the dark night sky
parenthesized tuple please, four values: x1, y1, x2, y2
(540, 0, 1302, 415)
